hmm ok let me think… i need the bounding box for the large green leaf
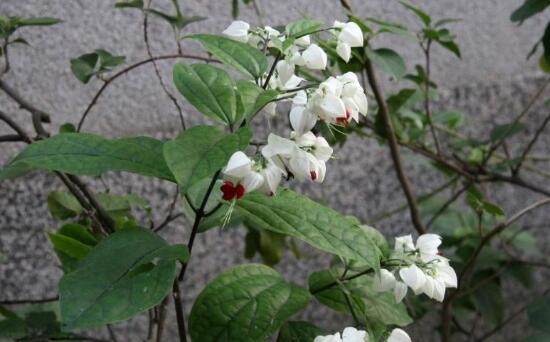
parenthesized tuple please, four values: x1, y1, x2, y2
(236, 80, 279, 120)
(173, 63, 239, 125)
(511, 0, 550, 22)
(236, 189, 381, 269)
(277, 321, 324, 342)
(59, 226, 189, 330)
(308, 269, 412, 327)
(163, 125, 251, 193)
(190, 34, 268, 78)
(189, 264, 311, 342)
(0, 133, 174, 181)
(366, 47, 407, 80)
(528, 295, 550, 334)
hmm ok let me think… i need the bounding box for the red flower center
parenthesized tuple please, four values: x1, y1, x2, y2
(221, 181, 245, 201)
(336, 110, 351, 127)
(310, 171, 317, 181)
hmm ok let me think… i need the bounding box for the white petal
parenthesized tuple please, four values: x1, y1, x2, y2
(336, 41, 352, 62)
(339, 22, 363, 47)
(263, 102, 277, 118)
(293, 131, 316, 147)
(313, 136, 333, 161)
(436, 260, 458, 288)
(394, 235, 415, 253)
(276, 60, 295, 86)
(290, 106, 317, 136)
(283, 74, 304, 89)
(301, 44, 327, 70)
(417, 234, 442, 261)
(292, 90, 308, 106)
(224, 151, 252, 178)
(421, 275, 435, 299)
(352, 91, 369, 115)
(264, 26, 280, 39)
(387, 328, 411, 342)
(288, 149, 313, 180)
(432, 278, 446, 302)
(333, 20, 346, 29)
(315, 160, 327, 183)
(320, 93, 346, 119)
(399, 264, 426, 293)
(295, 34, 311, 47)
(342, 327, 368, 342)
(373, 269, 397, 292)
(314, 333, 343, 342)
(259, 162, 283, 195)
(394, 281, 408, 303)
(262, 133, 296, 158)
(241, 171, 264, 193)
(320, 77, 343, 97)
(342, 97, 360, 122)
(222, 20, 250, 42)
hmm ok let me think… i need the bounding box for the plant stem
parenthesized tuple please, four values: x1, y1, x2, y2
(364, 55, 427, 234)
(423, 40, 442, 155)
(513, 111, 550, 175)
(262, 51, 281, 89)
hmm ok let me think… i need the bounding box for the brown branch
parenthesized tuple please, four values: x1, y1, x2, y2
(143, 0, 186, 130)
(514, 111, 550, 175)
(441, 197, 550, 342)
(0, 296, 58, 305)
(0, 134, 25, 142)
(76, 53, 217, 132)
(0, 109, 32, 143)
(0, 79, 50, 138)
(364, 56, 427, 234)
(423, 40, 442, 155)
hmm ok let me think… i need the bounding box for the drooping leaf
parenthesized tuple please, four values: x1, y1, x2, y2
(285, 19, 323, 38)
(173, 63, 239, 125)
(190, 34, 268, 78)
(48, 223, 98, 272)
(399, 0, 432, 26)
(163, 125, 251, 193)
(277, 321, 324, 342)
(189, 264, 311, 342)
(528, 295, 550, 334)
(47, 191, 83, 220)
(489, 122, 527, 142)
(236, 80, 279, 120)
(59, 226, 189, 330)
(70, 53, 99, 84)
(309, 269, 413, 327)
(436, 39, 461, 58)
(432, 111, 464, 128)
(511, 0, 550, 22)
(114, 0, 144, 9)
(365, 47, 407, 80)
(0, 133, 174, 181)
(236, 189, 381, 269)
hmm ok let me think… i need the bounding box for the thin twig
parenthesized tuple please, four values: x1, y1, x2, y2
(76, 53, 217, 131)
(423, 40, 442, 155)
(0, 134, 25, 142)
(513, 111, 550, 175)
(426, 181, 471, 228)
(143, 0, 186, 130)
(364, 54, 427, 234)
(172, 280, 187, 342)
(0, 109, 32, 143)
(0, 296, 58, 305)
(262, 51, 281, 89)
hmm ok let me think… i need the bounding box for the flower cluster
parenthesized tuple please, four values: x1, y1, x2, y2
(220, 20, 368, 200)
(373, 234, 458, 303)
(314, 327, 411, 342)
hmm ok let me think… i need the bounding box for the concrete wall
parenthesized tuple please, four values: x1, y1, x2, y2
(1, 0, 549, 341)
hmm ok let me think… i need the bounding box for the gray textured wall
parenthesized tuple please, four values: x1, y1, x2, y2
(1, 0, 550, 341)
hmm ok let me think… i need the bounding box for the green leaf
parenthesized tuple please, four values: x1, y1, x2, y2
(285, 19, 323, 38)
(59, 123, 76, 133)
(365, 47, 407, 80)
(309, 269, 412, 327)
(59, 226, 188, 330)
(190, 34, 268, 78)
(277, 321, 324, 342)
(16, 17, 62, 27)
(0, 317, 26, 339)
(528, 296, 550, 334)
(399, 0, 432, 26)
(432, 111, 464, 128)
(511, 0, 550, 22)
(95, 48, 126, 69)
(48, 225, 95, 262)
(0, 133, 174, 181)
(481, 201, 505, 217)
(70, 53, 99, 84)
(189, 264, 311, 342)
(236, 189, 381, 269)
(437, 39, 461, 58)
(236, 80, 279, 120)
(47, 191, 83, 220)
(542, 22, 550, 69)
(114, 0, 144, 9)
(490, 122, 527, 142)
(163, 125, 251, 193)
(173, 63, 239, 125)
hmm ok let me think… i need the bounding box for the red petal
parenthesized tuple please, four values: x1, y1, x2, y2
(310, 171, 317, 180)
(221, 181, 236, 200)
(235, 184, 245, 199)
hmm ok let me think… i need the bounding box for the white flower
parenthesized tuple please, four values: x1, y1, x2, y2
(386, 328, 411, 342)
(276, 60, 295, 86)
(342, 327, 369, 342)
(394, 235, 415, 254)
(416, 233, 442, 262)
(289, 92, 318, 136)
(333, 21, 363, 62)
(373, 269, 397, 292)
(309, 78, 347, 123)
(394, 280, 408, 303)
(295, 34, 311, 47)
(314, 333, 342, 342)
(315, 327, 369, 342)
(264, 26, 280, 40)
(223, 20, 250, 42)
(258, 159, 283, 195)
(301, 43, 327, 70)
(336, 72, 369, 121)
(399, 264, 426, 294)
